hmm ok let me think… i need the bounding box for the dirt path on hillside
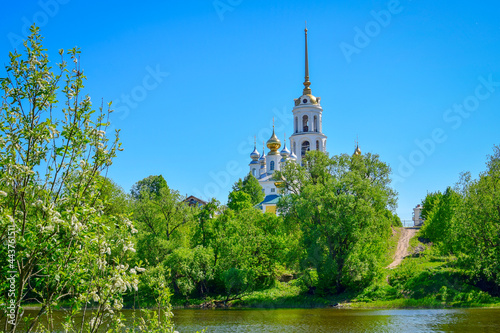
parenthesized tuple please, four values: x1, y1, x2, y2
(387, 227, 419, 269)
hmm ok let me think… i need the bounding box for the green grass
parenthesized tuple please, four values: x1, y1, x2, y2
(352, 232, 500, 308)
(382, 226, 402, 267)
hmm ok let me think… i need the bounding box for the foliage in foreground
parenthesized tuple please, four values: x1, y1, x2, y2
(0, 26, 175, 332)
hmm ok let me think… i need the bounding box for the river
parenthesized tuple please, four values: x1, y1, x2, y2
(173, 308, 500, 332)
(6, 308, 500, 332)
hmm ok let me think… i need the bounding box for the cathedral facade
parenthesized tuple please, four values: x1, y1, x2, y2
(249, 27, 328, 214)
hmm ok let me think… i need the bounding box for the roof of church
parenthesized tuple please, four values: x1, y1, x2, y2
(260, 194, 280, 205)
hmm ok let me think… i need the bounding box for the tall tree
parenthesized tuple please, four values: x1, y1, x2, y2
(0, 26, 139, 332)
(452, 146, 500, 295)
(132, 177, 194, 265)
(276, 151, 396, 293)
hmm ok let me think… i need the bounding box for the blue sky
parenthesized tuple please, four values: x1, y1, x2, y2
(1, 0, 499, 220)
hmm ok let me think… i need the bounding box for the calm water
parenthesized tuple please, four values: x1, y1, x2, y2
(172, 308, 500, 333)
(7, 308, 500, 332)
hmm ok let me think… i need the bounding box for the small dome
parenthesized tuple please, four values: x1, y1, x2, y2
(267, 128, 281, 155)
(280, 143, 290, 158)
(250, 146, 260, 161)
(353, 145, 361, 156)
(259, 149, 266, 163)
(301, 94, 318, 104)
(289, 150, 297, 161)
(295, 94, 321, 106)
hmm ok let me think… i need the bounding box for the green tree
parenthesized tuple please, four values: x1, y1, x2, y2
(420, 191, 443, 222)
(227, 190, 253, 212)
(165, 246, 215, 299)
(242, 173, 265, 204)
(0, 26, 141, 332)
(230, 173, 265, 205)
(193, 198, 220, 248)
(276, 151, 396, 293)
(385, 209, 402, 227)
(420, 187, 461, 248)
(131, 174, 167, 200)
(452, 146, 500, 294)
(97, 176, 131, 216)
(132, 177, 194, 266)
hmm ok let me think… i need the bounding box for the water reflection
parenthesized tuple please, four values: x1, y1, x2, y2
(5, 308, 500, 332)
(172, 308, 500, 333)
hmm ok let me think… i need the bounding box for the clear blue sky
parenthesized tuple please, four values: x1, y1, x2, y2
(1, 0, 499, 220)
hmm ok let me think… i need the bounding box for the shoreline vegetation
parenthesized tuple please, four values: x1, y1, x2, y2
(164, 227, 500, 310)
(19, 226, 499, 313)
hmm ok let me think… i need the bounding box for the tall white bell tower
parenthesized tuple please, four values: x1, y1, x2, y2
(289, 26, 327, 166)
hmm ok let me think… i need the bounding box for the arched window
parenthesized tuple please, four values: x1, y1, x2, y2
(302, 115, 308, 132)
(295, 117, 298, 133)
(293, 142, 296, 155)
(314, 116, 318, 132)
(301, 141, 310, 158)
(316, 140, 319, 151)
(252, 169, 256, 177)
(270, 161, 275, 171)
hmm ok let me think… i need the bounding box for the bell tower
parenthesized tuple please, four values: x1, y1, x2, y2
(289, 25, 327, 165)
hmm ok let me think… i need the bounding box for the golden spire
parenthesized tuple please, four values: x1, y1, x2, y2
(303, 21, 312, 95)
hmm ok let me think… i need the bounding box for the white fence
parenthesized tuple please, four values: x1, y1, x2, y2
(401, 220, 414, 228)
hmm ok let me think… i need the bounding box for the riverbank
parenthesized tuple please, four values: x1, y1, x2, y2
(170, 228, 500, 310)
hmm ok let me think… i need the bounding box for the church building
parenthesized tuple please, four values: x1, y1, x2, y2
(249, 27, 328, 214)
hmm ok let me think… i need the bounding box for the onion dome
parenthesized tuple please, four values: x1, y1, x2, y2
(259, 144, 266, 164)
(267, 126, 281, 155)
(280, 135, 290, 162)
(250, 138, 260, 164)
(353, 144, 361, 156)
(250, 146, 260, 160)
(289, 150, 297, 161)
(353, 138, 361, 156)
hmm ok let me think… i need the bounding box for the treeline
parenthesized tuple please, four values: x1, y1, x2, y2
(124, 173, 293, 303)
(419, 146, 500, 296)
(119, 149, 403, 304)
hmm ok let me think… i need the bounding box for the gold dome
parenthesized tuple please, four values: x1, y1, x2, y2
(274, 181, 286, 188)
(353, 145, 361, 156)
(267, 127, 281, 155)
